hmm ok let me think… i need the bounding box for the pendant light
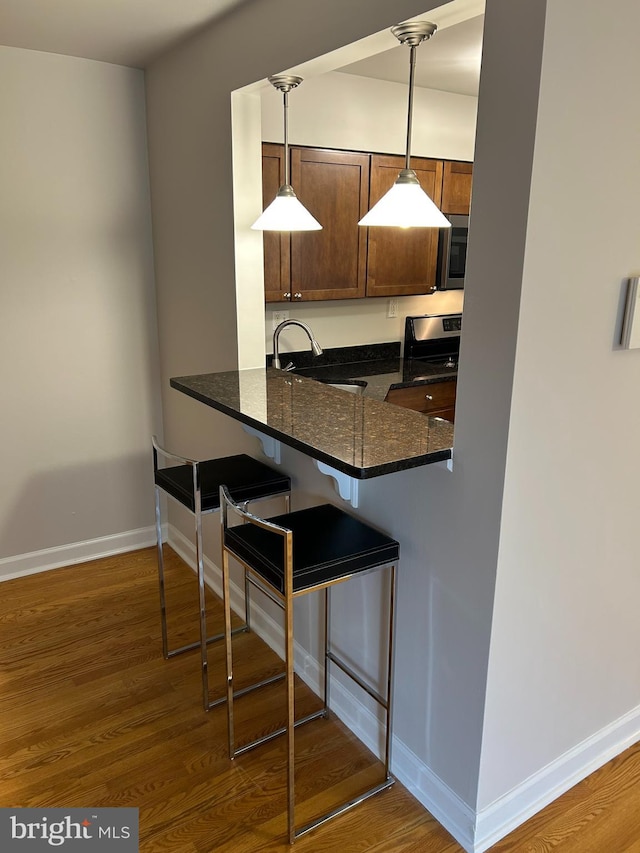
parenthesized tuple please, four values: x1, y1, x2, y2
(252, 75, 322, 231)
(359, 22, 451, 229)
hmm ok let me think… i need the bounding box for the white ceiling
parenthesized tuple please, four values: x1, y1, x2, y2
(338, 14, 483, 97)
(0, 0, 483, 95)
(0, 0, 252, 68)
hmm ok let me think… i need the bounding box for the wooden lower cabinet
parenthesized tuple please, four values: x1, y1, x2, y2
(365, 154, 443, 297)
(385, 379, 456, 422)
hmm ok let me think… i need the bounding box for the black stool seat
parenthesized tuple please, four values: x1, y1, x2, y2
(155, 454, 291, 513)
(225, 503, 399, 593)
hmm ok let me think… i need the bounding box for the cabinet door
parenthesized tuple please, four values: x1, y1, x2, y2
(289, 147, 370, 301)
(441, 161, 473, 215)
(385, 380, 456, 422)
(365, 155, 443, 297)
(261, 143, 291, 303)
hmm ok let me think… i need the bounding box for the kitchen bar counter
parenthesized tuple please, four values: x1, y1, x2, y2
(170, 367, 453, 479)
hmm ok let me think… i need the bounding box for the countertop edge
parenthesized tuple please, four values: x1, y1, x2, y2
(170, 376, 452, 479)
(387, 373, 457, 392)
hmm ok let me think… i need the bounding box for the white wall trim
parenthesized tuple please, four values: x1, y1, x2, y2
(473, 703, 640, 853)
(0, 526, 157, 583)
(333, 699, 640, 853)
(392, 738, 477, 852)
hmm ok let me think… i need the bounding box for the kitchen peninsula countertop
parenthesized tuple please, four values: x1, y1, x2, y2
(170, 367, 453, 479)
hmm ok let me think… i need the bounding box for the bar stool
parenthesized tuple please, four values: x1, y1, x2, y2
(220, 485, 399, 844)
(152, 436, 291, 710)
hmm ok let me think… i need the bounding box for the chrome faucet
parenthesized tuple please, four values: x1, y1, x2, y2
(272, 319, 323, 370)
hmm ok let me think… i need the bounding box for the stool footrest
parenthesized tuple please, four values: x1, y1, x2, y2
(294, 776, 396, 840)
(166, 625, 248, 659)
(233, 708, 326, 758)
(206, 670, 287, 711)
(326, 651, 388, 708)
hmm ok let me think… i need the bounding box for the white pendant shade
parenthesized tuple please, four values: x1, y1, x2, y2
(358, 172, 452, 229)
(251, 186, 322, 231)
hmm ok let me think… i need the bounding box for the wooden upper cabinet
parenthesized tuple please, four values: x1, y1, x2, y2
(365, 155, 443, 297)
(261, 143, 291, 303)
(441, 160, 473, 215)
(289, 147, 370, 301)
(260, 144, 473, 302)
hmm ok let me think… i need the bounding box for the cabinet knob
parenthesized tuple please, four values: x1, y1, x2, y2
(283, 292, 291, 299)
(293, 292, 302, 300)
(425, 394, 433, 401)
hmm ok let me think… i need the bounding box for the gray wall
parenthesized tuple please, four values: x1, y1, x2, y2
(0, 47, 161, 574)
(477, 0, 640, 824)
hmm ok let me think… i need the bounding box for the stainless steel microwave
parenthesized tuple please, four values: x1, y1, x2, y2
(437, 214, 469, 290)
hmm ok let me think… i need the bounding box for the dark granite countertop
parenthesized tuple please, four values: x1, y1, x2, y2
(170, 367, 453, 479)
(266, 342, 457, 402)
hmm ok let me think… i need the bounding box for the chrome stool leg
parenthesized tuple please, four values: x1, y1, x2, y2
(384, 563, 397, 779)
(222, 526, 235, 753)
(155, 483, 170, 660)
(285, 540, 295, 845)
(323, 587, 330, 717)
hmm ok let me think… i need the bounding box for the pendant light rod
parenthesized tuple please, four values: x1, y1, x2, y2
(391, 22, 438, 171)
(405, 44, 417, 170)
(283, 89, 290, 184)
(268, 74, 302, 187)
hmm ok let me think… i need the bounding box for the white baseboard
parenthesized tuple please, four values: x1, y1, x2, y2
(370, 703, 640, 853)
(392, 737, 477, 851)
(0, 526, 157, 583)
(473, 702, 640, 853)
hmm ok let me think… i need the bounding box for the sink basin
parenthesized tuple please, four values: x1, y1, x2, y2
(321, 379, 367, 394)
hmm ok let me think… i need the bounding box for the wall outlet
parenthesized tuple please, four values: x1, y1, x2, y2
(387, 298, 398, 318)
(272, 309, 290, 331)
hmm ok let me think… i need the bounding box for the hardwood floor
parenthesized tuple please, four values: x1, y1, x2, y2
(1, 547, 640, 852)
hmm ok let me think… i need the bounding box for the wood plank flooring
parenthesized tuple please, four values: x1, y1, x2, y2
(1, 547, 640, 852)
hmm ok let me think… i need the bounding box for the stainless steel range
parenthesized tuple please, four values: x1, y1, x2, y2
(403, 313, 462, 368)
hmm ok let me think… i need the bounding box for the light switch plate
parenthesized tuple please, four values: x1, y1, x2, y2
(620, 277, 640, 349)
